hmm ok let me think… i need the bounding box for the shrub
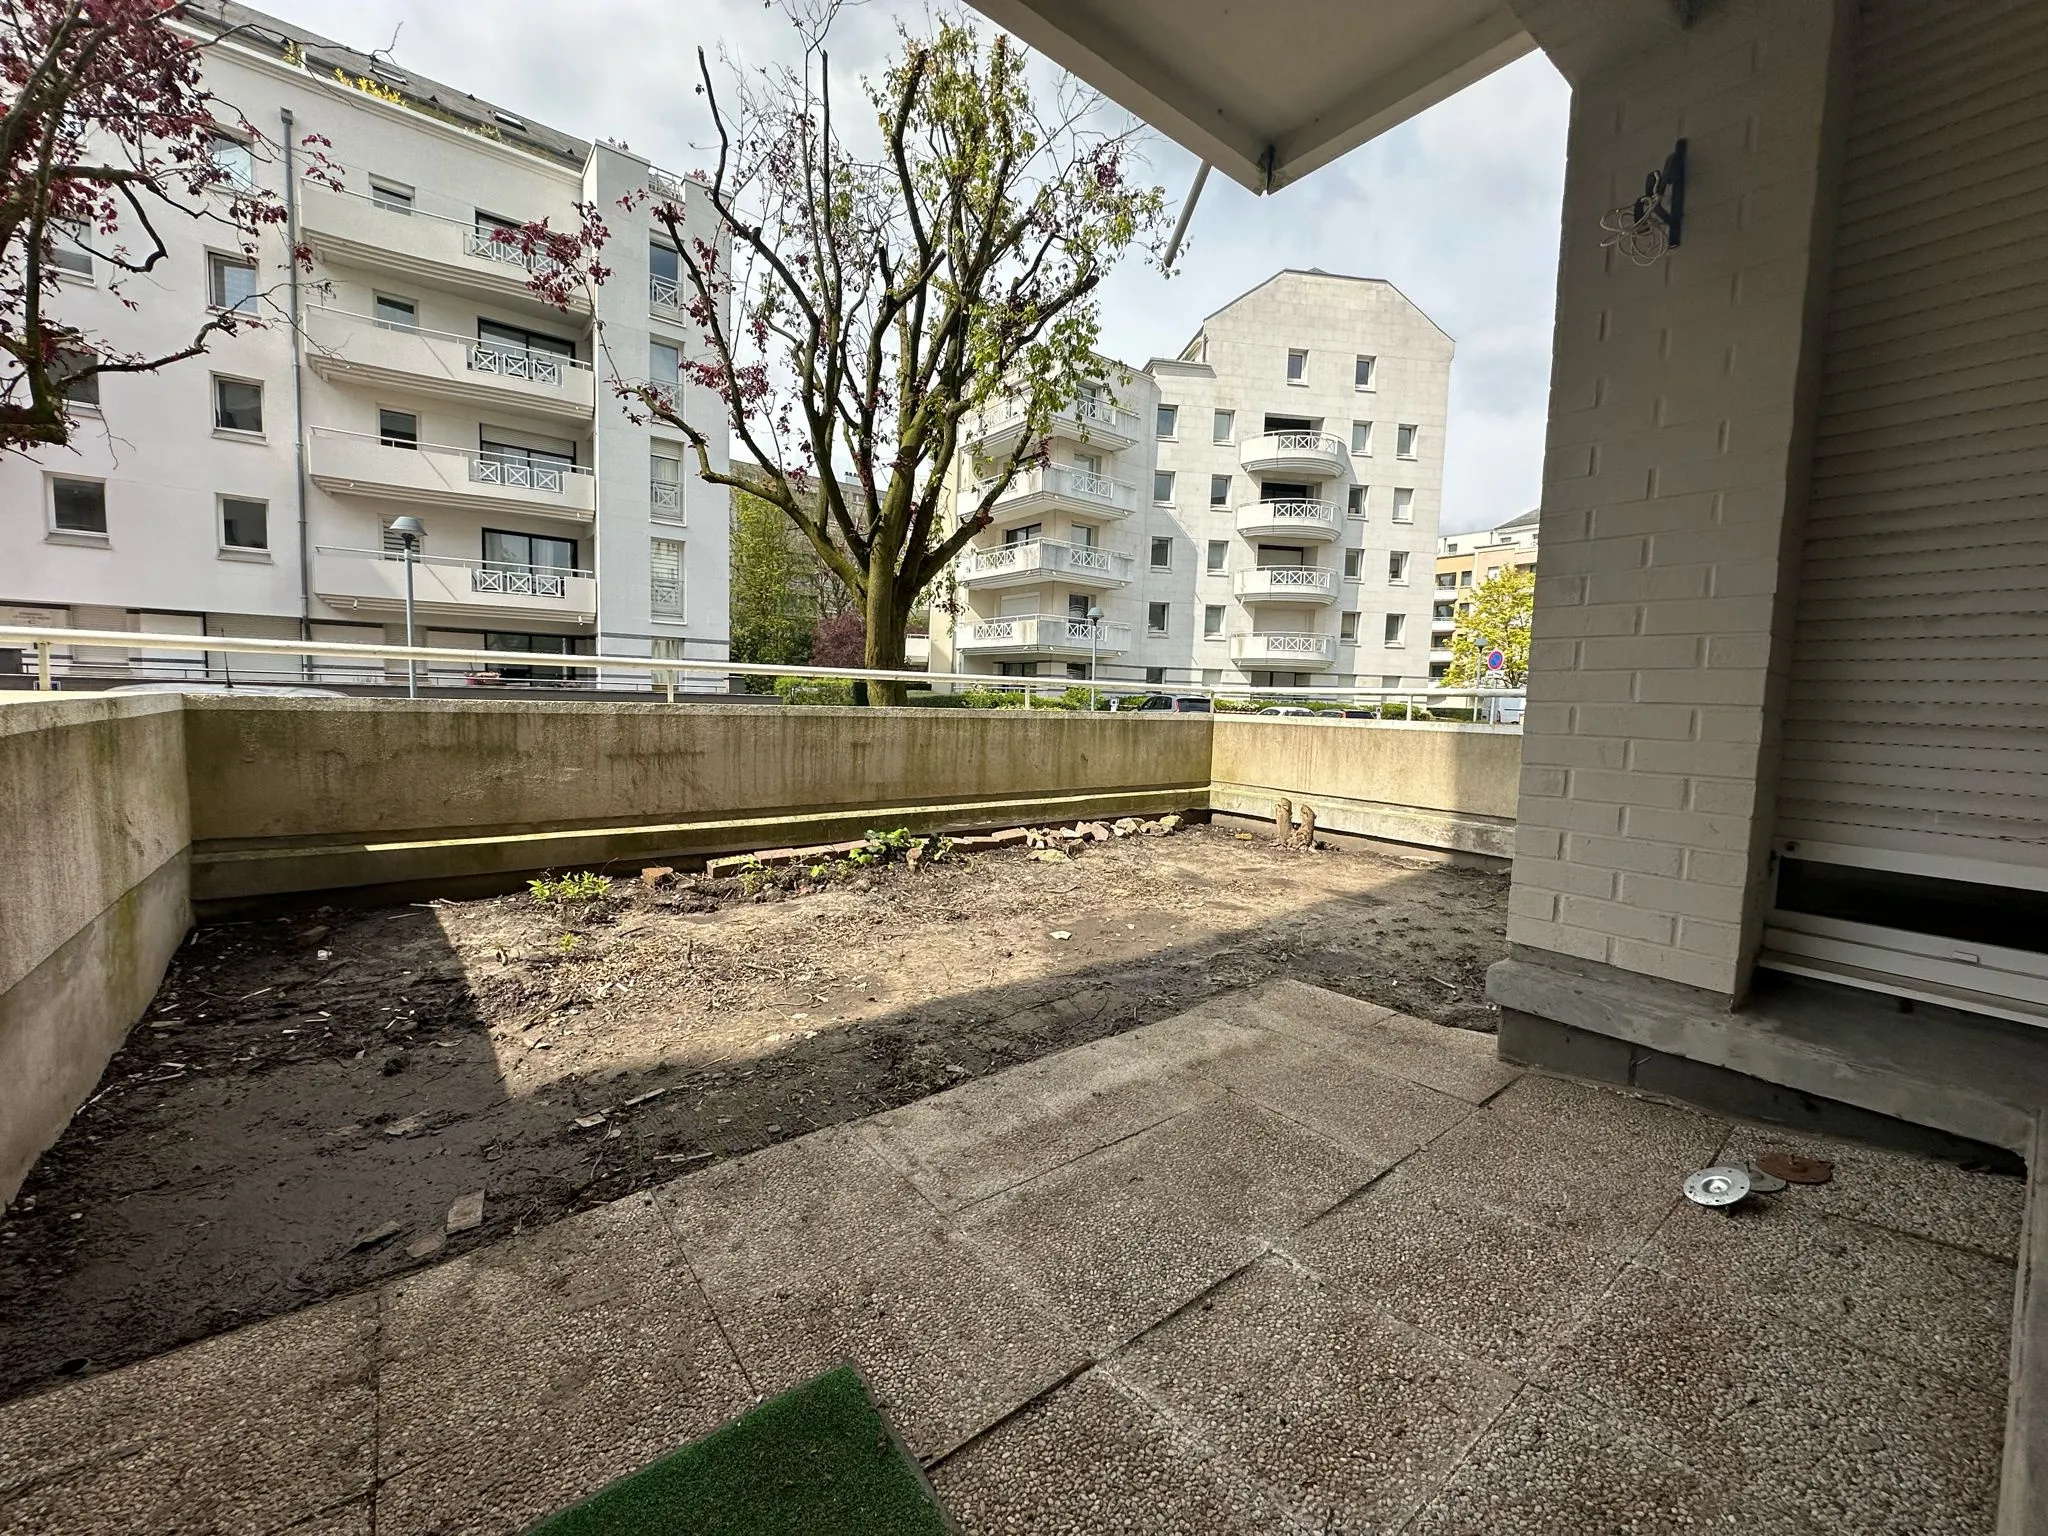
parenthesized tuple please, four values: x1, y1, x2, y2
(528, 870, 614, 904)
(774, 675, 857, 706)
(1376, 702, 1435, 721)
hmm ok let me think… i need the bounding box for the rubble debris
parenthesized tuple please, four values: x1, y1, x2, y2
(405, 1231, 447, 1260)
(351, 1220, 402, 1251)
(1112, 817, 1142, 837)
(1078, 822, 1112, 842)
(383, 1113, 428, 1137)
(1272, 799, 1293, 840)
(1028, 848, 1071, 863)
(1754, 1152, 1834, 1185)
(623, 1087, 668, 1108)
(639, 867, 676, 889)
(445, 1190, 485, 1233)
(572, 1113, 608, 1132)
(1050, 930, 1073, 941)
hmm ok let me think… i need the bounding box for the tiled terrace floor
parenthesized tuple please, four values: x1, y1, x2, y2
(0, 979, 2024, 1534)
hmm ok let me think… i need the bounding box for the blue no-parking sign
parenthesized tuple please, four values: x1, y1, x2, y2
(1486, 649, 1506, 672)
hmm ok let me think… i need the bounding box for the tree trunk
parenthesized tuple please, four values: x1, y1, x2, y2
(863, 567, 909, 707)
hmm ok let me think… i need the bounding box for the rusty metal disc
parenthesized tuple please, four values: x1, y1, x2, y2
(1754, 1151, 1834, 1185)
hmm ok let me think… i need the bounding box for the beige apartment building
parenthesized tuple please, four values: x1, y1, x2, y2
(929, 270, 1453, 691)
(1431, 508, 1539, 678)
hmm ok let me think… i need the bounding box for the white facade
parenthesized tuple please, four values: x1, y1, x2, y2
(930, 270, 1452, 691)
(1431, 507, 1539, 677)
(0, 2, 728, 687)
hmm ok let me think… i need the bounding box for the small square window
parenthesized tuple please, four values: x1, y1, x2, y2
(1203, 604, 1224, 638)
(208, 253, 258, 313)
(1460, 569, 1474, 587)
(50, 223, 92, 277)
(1150, 536, 1173, 570)
(1343, 548, 1364, 579)
(213, 376, 263, 434)
(1147, 602, 1169, 636)
(1397, 424, 1418, 457)
(210, 132, 255, 189)
(1286, 349, 1307, 384)
(1152, 470, 1175, 504)
(1384, 613, 1407, 647)
(1350, 421, 1372, 455)
(1340, 610, 1359, 642)
(1389, 551, 1410, 583)
(55, 349, 97, 408)
(1354, 355, 1375, 390)
(374, 294, 417, 330)
(379, 409, 419, 448)
(371, 181, 415, 214)
(1206, 539, 1228, 574)
(51, 477, 106, 535)
(221, 497, 268, 550)
(650, 342, 681, 386)
(1346, 486, 1366, 517)
(1392, 488, 1415, 523)
(1209, 474, 1231, 508)
(1212, 409, 1234, 444)
(1144, 666, 1166, 685)
(1156, 404, 1178, 438)
(1065, 662, 1088, 679)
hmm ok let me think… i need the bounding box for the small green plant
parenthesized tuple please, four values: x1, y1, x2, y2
(774, 675, 857, 706)
(556, 932, 580, 954)
(528, 870, 614, 904)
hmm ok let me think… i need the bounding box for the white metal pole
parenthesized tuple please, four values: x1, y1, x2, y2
(403, 545, 418, 699)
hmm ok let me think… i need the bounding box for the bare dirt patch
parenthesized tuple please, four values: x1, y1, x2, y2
(0, 821, 1507, 1403)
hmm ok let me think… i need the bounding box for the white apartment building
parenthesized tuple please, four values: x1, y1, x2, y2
(930, 270, 1452, 691)
(1431, 507, 1539, 677)
(0, 1, 729, 687)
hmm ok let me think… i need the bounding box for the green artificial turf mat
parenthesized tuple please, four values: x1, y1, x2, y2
(526, 1365, 951, 1535)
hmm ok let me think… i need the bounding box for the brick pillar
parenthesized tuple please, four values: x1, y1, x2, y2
(1497, 0, 1854, 1003)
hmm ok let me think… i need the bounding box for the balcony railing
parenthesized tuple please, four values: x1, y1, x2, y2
(1240, 430, 1349, 476)
(304, 310, 595, 417)
(308, 428, 597, 518)
(471, 454, 582, 494)
(1231, 631, 1336, 668)
(473, 564, 569, 599)
(960, 538, 1135, 586)
(972, 392, 1143, 446)
(969, 462, 1142, 520)
(312, 545, 595, 617)
(1234, 566, 1335, 601)
(468, 341, 577, 386)
(651, 478, 684, 518)
(650, 273, 683, 308)
(1234, 499, 1342, 539)
(465, 227, 544, 269)
(959, 614, 1134, 654)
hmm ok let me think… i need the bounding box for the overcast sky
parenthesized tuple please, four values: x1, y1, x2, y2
(264, 0, 1569, 534)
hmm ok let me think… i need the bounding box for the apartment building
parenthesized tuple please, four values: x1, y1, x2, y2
(0, 1, 729, 687)
(929, 270, 1452, 691)
(1430, 507, 1538, 678)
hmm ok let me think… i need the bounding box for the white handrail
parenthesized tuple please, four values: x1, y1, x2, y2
(1246, 430, 1347, 458)
(307, 425, 595, 474)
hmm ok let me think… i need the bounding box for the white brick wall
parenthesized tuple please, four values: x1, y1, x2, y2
(1501, 0, 1853, 999)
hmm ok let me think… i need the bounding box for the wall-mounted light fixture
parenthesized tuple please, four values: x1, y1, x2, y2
(1600, 138, 1687, 266)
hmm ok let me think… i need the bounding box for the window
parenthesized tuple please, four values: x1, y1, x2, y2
(55, 349, 97, 409)
(1067, 594, 1092, 620)
(1388, 552, 1410, 583)
(220, 497, 268, 551)
(1150, 536, 1173, 570)
(373, 294, 417, 331)
(1286, 348, 1307, 384)
(379, 409, 419, 448)
(651, 448, 684, 521)
(1460, 569, 1474, 587)
(998, 661, 1041, 678)
(1397, 424, 1418, 457)
(650, 537, 685, 616)
(650, 242, 680, 305)
(1072, 524, 1098, 547)
(1350, 421, 1372, 455)
(1153, 470, 1175, 504)
(1206, 539, 1228, 574)
(480, 320, 574, 364)
(1347, 486, 1366, 518)
(1212, 409, 1234, 444)
(382, 518, 424, 557)
(1354, 355, 1375, 390)
(1004, 524, 1042, 546)
(212, 375, 263, 434)
(1147, 602, 1169, 636)
(1209, 474, 1231, 508)
(1156, 404, 1178, 438)
(50, 223, 92, 278)
(1144, 666, 1166, 685)
(650, 341, 681, 402)
(1435, 602, 1456, 621)
(479, 438, 575, 488)
(208, 253, 257, 313)
(371, 181, 414, 214)
(1343, 548, 1364, 579)
(51, 477, 106, 535)
(1384, 613, 1407, 647)
(1392, 488, 1415, 523)
(209, 132, 254, 188)
(1066, 663, 1089, 680)
(1203, 604, 1225, 638)
(486, 633, 576, 682)
(1340, 610, 1359, 642)
(484, 529, 576, 583)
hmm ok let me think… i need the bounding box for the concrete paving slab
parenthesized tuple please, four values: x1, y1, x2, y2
(1406, 1387, 1831, 1536)
(0, 1294, 375, 1536)
(1114, 1255, 1518, 1530)
(956, 1128, 1266, 1356)
(1191, 1029, 1475, 1162)
(273, 1502, 373, 1536)
(373, 1194, 750, 1533)
(931, 1368, 1275, 1534)
(1283, 1167, 1634, 1373)
(703, 1224, 1088, 1460)
(1717, 1122, 2027, 1260)
(1641, 1193, 2016, 1392)
(651, 1123, 933, 1290)
(1482, 1071, 1732, 1169)
(1543, 1264, 2007, 1536)
(1220, 977, 1523, 1104)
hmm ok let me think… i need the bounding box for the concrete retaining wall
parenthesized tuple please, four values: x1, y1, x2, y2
(0, 697, 191, 1206)
(1210, 717, 1522, 859)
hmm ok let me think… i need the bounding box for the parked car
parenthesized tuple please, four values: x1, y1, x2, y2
(1256, 705, 1317, 717)
(102, 682, 347, 697)
(1117, 694, 1212, 713)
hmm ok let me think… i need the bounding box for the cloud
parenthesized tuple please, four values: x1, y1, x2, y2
(260, 0, 1567, 535)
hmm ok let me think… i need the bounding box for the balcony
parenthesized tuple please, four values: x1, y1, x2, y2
(968, 394, 1142, 453)
(1231, 632, 1336, 669)
(1239, 430, 1349, 479)
(964, 462, 1143, 527)
(304, 309, 595, 421)
(298, 182, 591, 316)
(650, 477, 685, 523)
(959, 539, 1136, 590)
(1233, 567, 1336, 604)
(956, 614, 1134, 658)
(312, 546, 596, 623)
(308, 429, 596, 521)
(1234, 499, 1342, 542)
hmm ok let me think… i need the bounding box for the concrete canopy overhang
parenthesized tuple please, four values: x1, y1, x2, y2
(966, 0, 1536, 191)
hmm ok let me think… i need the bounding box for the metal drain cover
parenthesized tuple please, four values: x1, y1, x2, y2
(1683, 1164, 1752, 1208)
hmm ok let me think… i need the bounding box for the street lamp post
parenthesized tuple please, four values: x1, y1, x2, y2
(389, 516, 425, 699)
(1088, 605, 1104, 710)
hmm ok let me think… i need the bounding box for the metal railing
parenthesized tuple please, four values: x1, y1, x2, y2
(961, 539, 1136, 584)
(1236, 567, 1334, 597)
(970, 462, 1142, 518)
(1236, 498, 1341, 533)
(469, 454, 586, 494)
(650, 478, 684, 517)
(961, 615, 1137, 652)
(468, 342, 579, 386)
(1235, 631, 1333, 658)
(0, 623, 1524, 717)
(650, 273, 682, 308)
(1243, 429, 1348, 462)
(473, 565, 569, 599)
(465, 228, 545, 269)
(974, 393, 1143, 442)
